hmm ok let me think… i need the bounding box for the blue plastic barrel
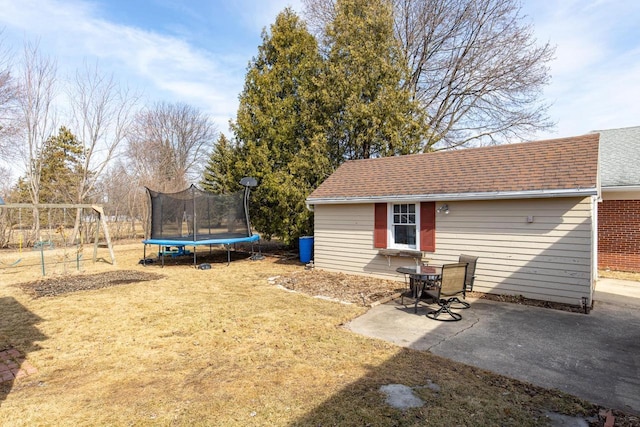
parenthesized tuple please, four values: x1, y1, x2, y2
(299, 236, 314, 263)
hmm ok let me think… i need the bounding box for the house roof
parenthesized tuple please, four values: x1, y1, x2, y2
(307, 134, 600, 204)
(595, 126, 640, 188)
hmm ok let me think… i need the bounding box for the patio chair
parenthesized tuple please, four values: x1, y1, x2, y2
(424, 262, 468, 321)
(459, 254, 479, 296)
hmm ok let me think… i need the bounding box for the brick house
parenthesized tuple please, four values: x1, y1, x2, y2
(306, 134, 600, 306)
(597, 126, 640, 272)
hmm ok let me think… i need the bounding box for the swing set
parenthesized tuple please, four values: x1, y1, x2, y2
(0, 202, 116, 274)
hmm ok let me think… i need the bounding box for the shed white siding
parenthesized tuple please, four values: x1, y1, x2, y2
(313, 197, 594, 306)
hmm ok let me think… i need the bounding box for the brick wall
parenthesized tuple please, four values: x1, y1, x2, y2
(598, 199, 640, 272)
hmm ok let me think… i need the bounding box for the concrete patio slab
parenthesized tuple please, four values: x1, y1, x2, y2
(346, 279, 640, 415)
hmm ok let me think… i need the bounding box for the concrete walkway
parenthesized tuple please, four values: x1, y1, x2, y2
(347, 278, 640, 414)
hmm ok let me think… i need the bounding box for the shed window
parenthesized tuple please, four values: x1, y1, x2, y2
(392, 204, 417, 248)
(374, 202, 436, 251)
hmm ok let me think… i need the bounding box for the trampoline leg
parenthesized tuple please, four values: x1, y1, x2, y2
(143, 244, 146, 267)
(193, 247, 196, 268)
(226, 244, 231, 266)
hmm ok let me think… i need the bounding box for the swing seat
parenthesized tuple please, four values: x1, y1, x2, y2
(33, 240, 55, 250)
(0, 258, 22, 267)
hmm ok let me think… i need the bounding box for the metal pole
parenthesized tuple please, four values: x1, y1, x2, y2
(193, 188, 197, 240)
(40, 244, 45, 276)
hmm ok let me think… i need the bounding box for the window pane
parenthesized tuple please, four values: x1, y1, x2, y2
(394, 225, 416, 246)
(394, 214, 400, 223)
(393, 205, 417, 221)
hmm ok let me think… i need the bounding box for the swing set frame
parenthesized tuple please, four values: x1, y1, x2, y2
(0, 202, 116, 265)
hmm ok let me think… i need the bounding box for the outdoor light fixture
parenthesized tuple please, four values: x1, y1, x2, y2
(437, 204, 450, 214)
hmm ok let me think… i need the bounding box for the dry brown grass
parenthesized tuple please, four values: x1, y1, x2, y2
(0, 244, 635, 426)
(599, 269, 640, 282)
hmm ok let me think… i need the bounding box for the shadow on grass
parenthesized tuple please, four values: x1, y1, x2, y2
(138, 241, 304, 268)
(288, 346, 596, 427)
(139, 248, 257, 267)
(0, 297, 47, 408)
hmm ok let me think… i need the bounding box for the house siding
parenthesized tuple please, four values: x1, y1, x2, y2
(598, 199, 640, 272)
(314, 197, 593, 305)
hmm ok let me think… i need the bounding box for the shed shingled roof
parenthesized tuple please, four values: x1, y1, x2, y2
(307, 134, 599, 202)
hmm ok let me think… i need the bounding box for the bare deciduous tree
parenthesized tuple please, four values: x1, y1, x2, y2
(303, 0, 555, 148)
(302, 0, 337, 44)
(126, 101, 216, 192)
(0, 30, 19, 160)
(67, 61, 140, 242)
(16, 41, 58, 241)
(99, 161, 146, 239)
(0, 165, 13, 247)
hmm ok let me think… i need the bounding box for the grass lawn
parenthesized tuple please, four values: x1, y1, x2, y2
(0, 243, 630, 426)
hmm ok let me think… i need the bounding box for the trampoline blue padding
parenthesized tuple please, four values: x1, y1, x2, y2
(142, 233, 260, 247)
(142, 233, 261, 267)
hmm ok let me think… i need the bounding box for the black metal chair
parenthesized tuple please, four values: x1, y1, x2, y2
(449, 254, 479, 310)
(424, 262, 468, 321)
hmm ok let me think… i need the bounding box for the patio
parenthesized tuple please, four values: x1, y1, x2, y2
(347, 278, 640, 415)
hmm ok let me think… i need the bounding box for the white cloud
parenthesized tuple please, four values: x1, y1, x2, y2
(0, 0, 248, 133)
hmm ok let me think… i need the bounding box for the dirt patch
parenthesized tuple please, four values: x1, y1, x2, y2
(16, 270, 165, 298)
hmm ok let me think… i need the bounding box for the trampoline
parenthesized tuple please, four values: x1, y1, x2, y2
(142, 177, 260, 267)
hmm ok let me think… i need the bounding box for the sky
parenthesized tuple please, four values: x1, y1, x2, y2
(0, 0, 638, 142)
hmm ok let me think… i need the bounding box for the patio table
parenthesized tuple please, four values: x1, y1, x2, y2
(396, 265, 442, 311)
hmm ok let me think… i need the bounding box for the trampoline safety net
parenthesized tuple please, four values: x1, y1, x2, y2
(146, 185, 251, 241)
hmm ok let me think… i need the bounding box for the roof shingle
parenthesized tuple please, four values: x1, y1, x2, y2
(595, 126, 640, 187)
(307, 134, 599, 201)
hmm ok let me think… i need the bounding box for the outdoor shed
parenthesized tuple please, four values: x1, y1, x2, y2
(306, 134, 600, 306)
(596, 126, 640, 272)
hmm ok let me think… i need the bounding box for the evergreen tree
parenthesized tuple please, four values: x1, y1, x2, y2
(14, 126, 85, 204)
(231, 8, 330, 244)
(200, 133, 236, 194)
(12, 126, 86, 231)
(322, 0, 426, 165)
(39, 126, 86, 203)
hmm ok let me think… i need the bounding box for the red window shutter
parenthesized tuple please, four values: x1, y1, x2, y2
(374, 203, 387, 248)
(420, 202, 436, 251)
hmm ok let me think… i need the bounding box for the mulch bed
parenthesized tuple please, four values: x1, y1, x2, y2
(273, 269, 404, 306)
(468, 292, 586, 313)
(16, 271, 165, 298)
(273, 269, 584, 312)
